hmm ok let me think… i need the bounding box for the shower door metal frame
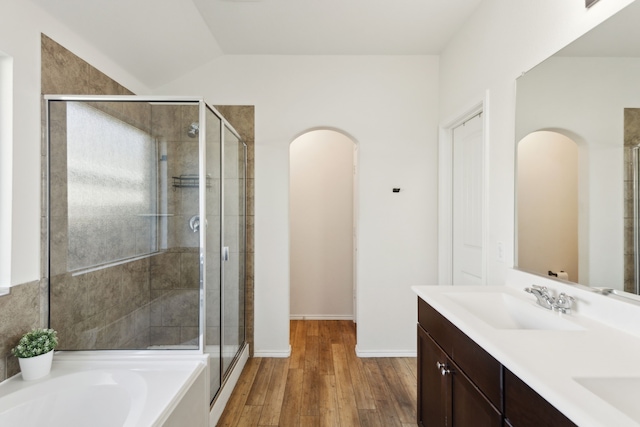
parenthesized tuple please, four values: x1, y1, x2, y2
(208, 104, 248, 400)
(43, 95, 248, 405)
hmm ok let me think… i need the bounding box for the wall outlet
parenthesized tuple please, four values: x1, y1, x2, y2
(496, 241, 504, 263)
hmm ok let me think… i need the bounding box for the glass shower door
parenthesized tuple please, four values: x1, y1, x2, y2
(222, 125, 246, 375)
(204, 106, 222, 401)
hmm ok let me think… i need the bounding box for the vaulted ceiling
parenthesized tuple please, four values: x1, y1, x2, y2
(29, 0, 482, 88)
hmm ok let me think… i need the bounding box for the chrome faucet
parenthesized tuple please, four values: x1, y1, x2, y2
(524, 285, 554, 310)
(524, 285, 575, 314)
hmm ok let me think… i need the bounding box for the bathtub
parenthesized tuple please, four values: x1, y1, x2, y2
(0, 353, 209, 427)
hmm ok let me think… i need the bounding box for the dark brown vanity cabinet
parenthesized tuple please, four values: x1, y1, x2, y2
(418, 325, 501, 427)
(417, 298, 576, 427)
(504, 369, 576, 427)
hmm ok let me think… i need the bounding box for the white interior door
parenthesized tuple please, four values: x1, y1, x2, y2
(452, 114, 484, 285)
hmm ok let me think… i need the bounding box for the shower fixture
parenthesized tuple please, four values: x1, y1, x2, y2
(189, 214, 200, 233)
(188, 122, 199, 138)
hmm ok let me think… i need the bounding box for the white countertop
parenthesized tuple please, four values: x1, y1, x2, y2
(413, 269, 640, 427)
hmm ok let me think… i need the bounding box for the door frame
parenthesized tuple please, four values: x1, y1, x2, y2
(438, 92, 490, 286)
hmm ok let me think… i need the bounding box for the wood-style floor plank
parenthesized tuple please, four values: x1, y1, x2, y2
(290, 320, 307, 370)
(332, 343, 362, 426)
(217, 357, 262, 427)
(217, 320, 418, 427)
(278, 368, 305, 426)
(362, 358, 404, 427)
(257, 358, 290, 426)
(237, 405, 263, 426)
(246, 358, 276, 406)
(377, 358, 416, 424)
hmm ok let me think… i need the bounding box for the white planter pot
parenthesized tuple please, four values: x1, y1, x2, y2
(18, 350, 54, 381)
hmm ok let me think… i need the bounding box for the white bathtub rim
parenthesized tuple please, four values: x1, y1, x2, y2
(0, 353, 208, 427)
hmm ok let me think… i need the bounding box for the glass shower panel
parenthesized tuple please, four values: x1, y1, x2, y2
(48, 99, 201, 351)
(204, 107, 222, 401)
(222, 125, 246, 375)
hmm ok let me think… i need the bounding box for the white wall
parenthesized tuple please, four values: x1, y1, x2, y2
(4, 0, 627, 357)
(157, 56, 439, 356)
(290, 130, 354, 319)
(516, 56, 640, 289)
(0, 0, 150, 287)
(517, 131, 578, 282)
(439, 0, 636, 287)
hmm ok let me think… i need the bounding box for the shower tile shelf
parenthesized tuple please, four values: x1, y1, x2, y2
(172, 174, 212, 190)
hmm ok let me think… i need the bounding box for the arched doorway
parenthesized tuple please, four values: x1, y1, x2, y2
(289, 129, 357, 320)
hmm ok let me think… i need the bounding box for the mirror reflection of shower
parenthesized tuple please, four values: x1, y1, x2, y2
(188, 122, 199, 138)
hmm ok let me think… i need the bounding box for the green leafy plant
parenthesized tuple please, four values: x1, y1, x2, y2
(11, 328, 58, 359)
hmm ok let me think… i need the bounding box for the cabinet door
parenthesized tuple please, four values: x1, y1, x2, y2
(418, 324, 450, 427)
(419, 325, 501, 427)
(451, 364, 502, 427)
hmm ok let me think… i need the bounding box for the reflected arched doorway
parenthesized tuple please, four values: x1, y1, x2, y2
(517, 130, 579, 282)
(289, 129, 357, 320)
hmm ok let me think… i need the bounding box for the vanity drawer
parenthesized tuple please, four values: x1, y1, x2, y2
(504, 369, 576, 427)
(418, 298, 502, 411)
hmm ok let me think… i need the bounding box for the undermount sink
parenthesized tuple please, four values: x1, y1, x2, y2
(574, 377, 640, 423)
(442, 292, 585, 331)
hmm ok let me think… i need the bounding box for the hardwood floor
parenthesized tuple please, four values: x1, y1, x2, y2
(217, 320, 418, 427)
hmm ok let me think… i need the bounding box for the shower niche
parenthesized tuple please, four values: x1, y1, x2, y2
(45, 96, 246, 403)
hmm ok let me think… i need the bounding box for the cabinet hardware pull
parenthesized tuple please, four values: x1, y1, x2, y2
(436, 361, 451, 376)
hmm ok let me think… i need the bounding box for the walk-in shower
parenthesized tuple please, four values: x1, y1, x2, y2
(44, 95, 247, 404)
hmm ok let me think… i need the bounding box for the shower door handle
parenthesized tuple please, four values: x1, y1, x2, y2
(222, 246, 229, 261)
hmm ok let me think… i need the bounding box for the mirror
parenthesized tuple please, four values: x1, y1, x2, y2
(515, 0, 640, 295)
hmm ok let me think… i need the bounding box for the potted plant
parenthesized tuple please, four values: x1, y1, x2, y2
(11, 328, 58, 381)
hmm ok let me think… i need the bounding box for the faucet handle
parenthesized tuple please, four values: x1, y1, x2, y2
(556, 293, 574, 304)
(553, 293, 575, 314)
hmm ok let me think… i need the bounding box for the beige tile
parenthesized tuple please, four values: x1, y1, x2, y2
(41, 34, 89, 95)
(180, 252, 200, 289)
(161, 290, 199, 327)
(214, 105, 255, 143)
(151, 104, 182, 142)
(88, 67, 122, 96)
(150, 252, 181, 290)
(180, 327, 199, 346)
(6, 355, 19, 379)
(0, 281, 40, 357)
(150, 326, 181, 346)
(0, 357, 5, 382)
(50, 274, 86, 335)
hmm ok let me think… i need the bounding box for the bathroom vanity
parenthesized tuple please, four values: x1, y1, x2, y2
(414, 269, 640, 427)
(418, 297, 574, 426)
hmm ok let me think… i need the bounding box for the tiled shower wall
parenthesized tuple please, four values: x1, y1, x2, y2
(0, 34, 255, 380)
(624, 108, 640, 293)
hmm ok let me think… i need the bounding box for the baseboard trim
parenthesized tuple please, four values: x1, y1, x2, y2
(355, 345, 417, 358)
(253, 345, 292, 358)
(290, 315, 354, 321)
